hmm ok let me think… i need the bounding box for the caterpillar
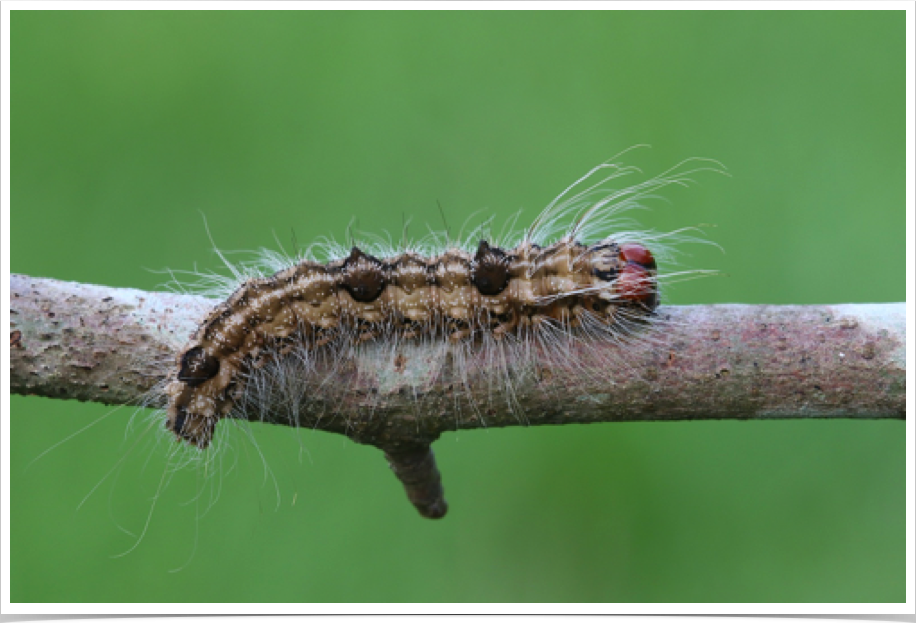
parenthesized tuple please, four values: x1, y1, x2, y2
(161, 149, 724, 518)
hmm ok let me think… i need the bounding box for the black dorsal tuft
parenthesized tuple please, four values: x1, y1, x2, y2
(340, 247, 388, 303)
(471, 240, 511, 296)
(178, 346, 220, 386)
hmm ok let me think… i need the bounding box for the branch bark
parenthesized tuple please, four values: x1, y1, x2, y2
(10, 274, 905, 516)
(11, 273, 905, 424)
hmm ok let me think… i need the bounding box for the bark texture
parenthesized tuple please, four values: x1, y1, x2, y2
(11, 274, 905, 428)
(10, 274, 906, 517)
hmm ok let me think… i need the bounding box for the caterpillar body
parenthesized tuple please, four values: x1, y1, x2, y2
(161, 151, 723, 518)
(166, 238, 659, 446)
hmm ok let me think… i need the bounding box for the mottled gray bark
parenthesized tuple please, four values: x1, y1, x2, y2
(10, 274, 905, 517)
(10, 273, 905, 424)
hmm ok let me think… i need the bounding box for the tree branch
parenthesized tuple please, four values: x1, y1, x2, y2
(10, 274, 905, 517)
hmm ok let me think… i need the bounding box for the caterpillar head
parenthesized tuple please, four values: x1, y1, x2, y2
(584, 241, 658, 311)
(615, 243, 659, 310)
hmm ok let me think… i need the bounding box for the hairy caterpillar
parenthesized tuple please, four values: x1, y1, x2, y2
(160, 149, 723, 519)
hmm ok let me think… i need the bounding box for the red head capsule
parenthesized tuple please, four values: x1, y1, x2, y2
(619, 243, 657, 271)
(615, 264, 658, 309)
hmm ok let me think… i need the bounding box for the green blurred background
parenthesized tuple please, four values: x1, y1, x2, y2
(10, 11, 905, 603)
